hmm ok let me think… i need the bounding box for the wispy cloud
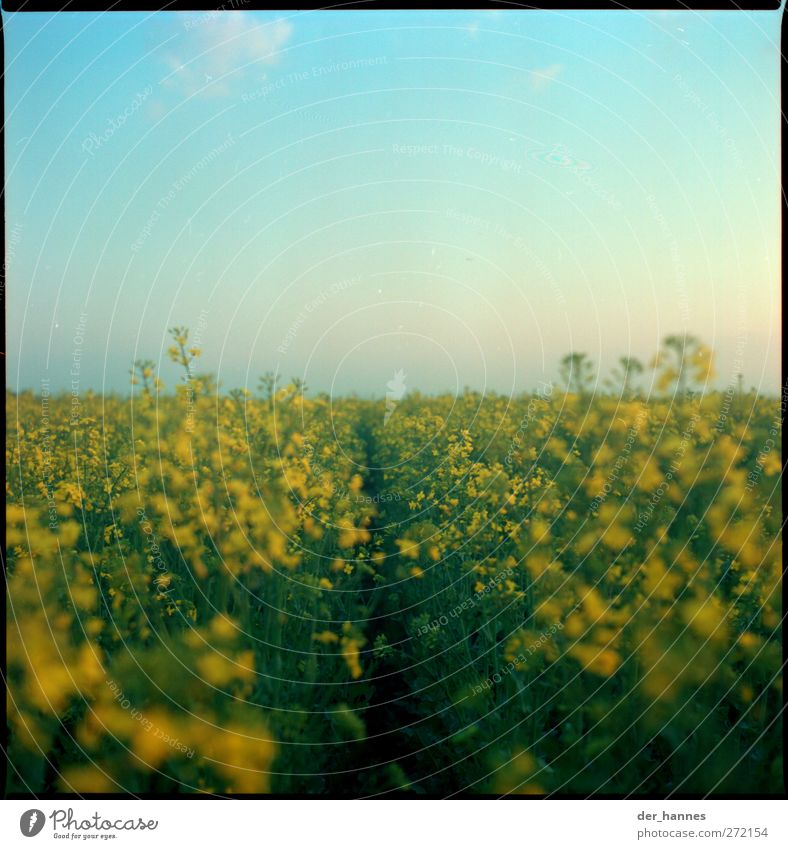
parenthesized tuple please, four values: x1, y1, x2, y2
(529, 63, 563, 92)
(160, 13, 293, 99)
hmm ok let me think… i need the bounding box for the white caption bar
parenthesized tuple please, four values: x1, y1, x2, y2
(1, 799, 784, 848)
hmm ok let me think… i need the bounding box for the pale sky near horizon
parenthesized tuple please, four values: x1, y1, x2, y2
(3, 8, 782, 396)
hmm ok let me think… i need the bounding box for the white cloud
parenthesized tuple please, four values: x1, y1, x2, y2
(161, 13, 293, 99)
(529, 63, 563, 92)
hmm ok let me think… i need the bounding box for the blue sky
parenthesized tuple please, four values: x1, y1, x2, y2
(3, 8, 782, 395)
